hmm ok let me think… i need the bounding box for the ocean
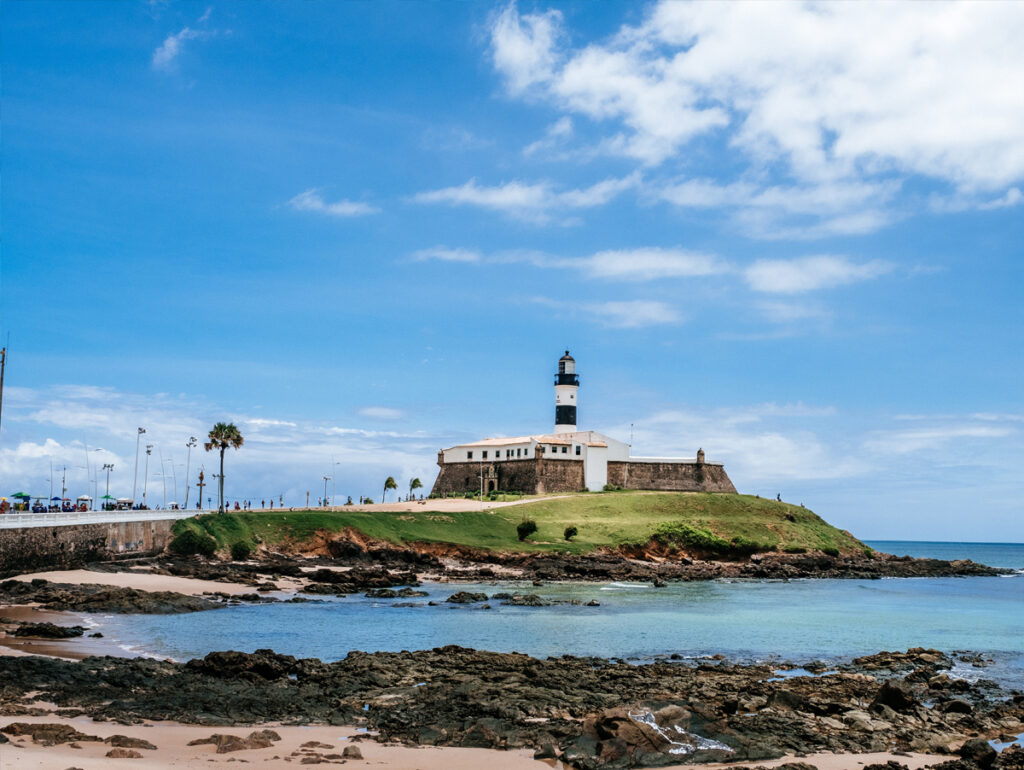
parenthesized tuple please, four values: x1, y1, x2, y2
(97, 541, 1024, 686)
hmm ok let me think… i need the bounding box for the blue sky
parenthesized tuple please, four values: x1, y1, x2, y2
(2, 1, 1022, 539)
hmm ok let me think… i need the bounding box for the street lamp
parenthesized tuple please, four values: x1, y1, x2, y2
(322, 476, 330, 507)
(84, 446, 103, 510)
(143, 445, 153, 508)
(132, 427, 146, 506)
(184, 437, 197, 509)
(102, 464, 114, 510)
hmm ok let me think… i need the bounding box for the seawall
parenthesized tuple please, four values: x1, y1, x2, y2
(0, 516, 177, 577)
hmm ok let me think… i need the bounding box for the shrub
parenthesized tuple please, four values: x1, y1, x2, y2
(362, 497, 374, 504)
(783, 546, 807, 554)
(602, 484, 624, 492)
(821, 546, 840, 557)
(169, 528, 217, 558)
(230, 541, 253, 561)
(517, 519, 538, 541)
(653, 522, 771, 559)
(564, 525, 578, 541)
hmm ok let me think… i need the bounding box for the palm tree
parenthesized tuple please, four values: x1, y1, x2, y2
(382, 476, 397, 504)
(409, 477, 423, 500)
(204, 422, 244, 513)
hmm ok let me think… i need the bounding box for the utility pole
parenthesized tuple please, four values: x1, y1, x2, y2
(184, 437, 197, 508)
(196, 470, 206, 509)
(132, 427, 146, 504)
(61, 466, 67, 500)
(0, 347, 6, 443)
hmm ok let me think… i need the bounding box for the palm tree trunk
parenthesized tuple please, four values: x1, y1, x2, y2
(382, 483, 386, 504)
(219, 446, 226, 513)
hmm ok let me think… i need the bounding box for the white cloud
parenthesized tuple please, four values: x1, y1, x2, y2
(287, 189, 380, 218)
(412, 247, 481, 263)
(523, 116, 574, 156)
(412, 173, 638, 222)
(863, 423, 1014, 456)
(979, 187, 1023, 211)
(744, 256, 892, 294)
(568, 248, 725, 281)
(358, 407, 406, 420)
(152, 9, 217, 72)
(490, 1, 1024, 232)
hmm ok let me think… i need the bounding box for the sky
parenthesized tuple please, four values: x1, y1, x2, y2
(1, 1, 1022, 540)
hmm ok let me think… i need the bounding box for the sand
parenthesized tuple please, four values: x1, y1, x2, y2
(8, 568, 263, 596)
(0, 712, 949, 769)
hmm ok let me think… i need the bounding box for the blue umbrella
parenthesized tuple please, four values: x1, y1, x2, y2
(51, 496, 62, 501)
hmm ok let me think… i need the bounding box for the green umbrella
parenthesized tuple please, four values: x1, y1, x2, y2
(11, 492, 30, 499)
(100, 494, 115, 500)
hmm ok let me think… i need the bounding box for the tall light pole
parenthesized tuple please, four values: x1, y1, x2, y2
(102, 463, 114, 509)
(157, 446, 168, 508)
(132, 427, 146, 504)
(84, 447, 102, 510)
(322, 476, 330, 507)
(143, 445, 153, 508)
(184, 437, 197, 508)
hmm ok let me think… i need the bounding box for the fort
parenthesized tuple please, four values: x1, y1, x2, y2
(431, 351, 737, 497)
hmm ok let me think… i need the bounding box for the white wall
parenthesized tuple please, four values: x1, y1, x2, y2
(584, 445, 608, 491)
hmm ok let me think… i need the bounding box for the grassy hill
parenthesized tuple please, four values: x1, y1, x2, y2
(172, 491, 867, 558)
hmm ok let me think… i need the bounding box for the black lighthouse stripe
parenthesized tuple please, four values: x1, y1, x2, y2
(555, 405, 577, 426)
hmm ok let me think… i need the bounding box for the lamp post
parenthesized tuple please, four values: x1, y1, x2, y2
(322, 476, 330, 507)
(84, 445, 102, 510)
(157, 446, 168, 508)
(196, 469, 206, 510)
(102, 463, 114, 510)
(184, 437, 197, 508)
(132, 427, 146, 505)
(143, 445, 153, 508)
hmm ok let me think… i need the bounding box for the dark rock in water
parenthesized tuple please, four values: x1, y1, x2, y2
(502, 594, 551, 607)
(491, 592, 513, 600)
(89, 632, 104, 638)
(365, 587, 428, 599)
(871, 681, 918, 713)
(958, 737, 997, 768)
(586, 599, 600, 606)
(106, 734, 157, 750)
(0, 579, 220, 614)
(13, 622, 86, 638)
(445, 591, 488, 603)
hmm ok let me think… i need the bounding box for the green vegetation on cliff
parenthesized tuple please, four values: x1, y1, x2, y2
(172, 491, 865, 558)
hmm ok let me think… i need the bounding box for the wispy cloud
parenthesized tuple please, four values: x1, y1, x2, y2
(152, 8, 217, 72)
(288, 189, 380, 218)
(412, 247, 481, 263)
(358, 407, 405, 420)
(744, 256, 893, 294)
(524, 116, 574, 157)
(412, 172, 639, 223)
(534, 297, 682, 328)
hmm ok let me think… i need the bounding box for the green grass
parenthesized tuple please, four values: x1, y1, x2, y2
(172, 491, 866, 558)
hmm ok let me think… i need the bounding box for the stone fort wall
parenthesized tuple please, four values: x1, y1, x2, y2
(0, 519, 177, 578)
(430, 458, 585, 496)
(606, 461, 737, 493)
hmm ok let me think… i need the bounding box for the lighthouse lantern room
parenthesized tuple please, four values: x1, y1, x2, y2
(554, 350, 579, 434)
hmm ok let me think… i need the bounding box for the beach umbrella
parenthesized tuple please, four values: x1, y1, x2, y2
(11, 492, 30, 499)
(101, 494, 115, 500)
(51, 496, 62, 501)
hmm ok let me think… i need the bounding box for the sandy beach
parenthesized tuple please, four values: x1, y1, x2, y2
(0, 712, 948, 769)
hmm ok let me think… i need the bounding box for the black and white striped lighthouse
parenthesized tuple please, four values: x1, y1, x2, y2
(554, 350, 579, 434)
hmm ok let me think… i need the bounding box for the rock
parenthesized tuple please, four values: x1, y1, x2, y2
(871, 681, 918, 712)
(769, 689, 808, 711)
(586, 599, 600, 606)
(863, 763, 909, 770)
(958, 737, 997, 768)
(188, 733, 275, 753)
(184, 649, 299, 681)
(342, 745, 363, 759)
(105, 748, 143, 758)
(248, 729, 281, 742)
(12, 622, 86, 638)
(502, 594, 551, 607)
(0, 722, 102, 745)
(940, 699, 974, 714)
(106, 734, 157, 750)
(445, 591, 488, 604)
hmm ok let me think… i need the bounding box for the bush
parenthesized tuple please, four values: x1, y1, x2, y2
(602, 484, 624, 492)
(362, 497, 374, 504)
(783, 546, 807, 554)
(821, 546, 840, 557)
(517, 519, 538, 541)
(169, 528, 217, 558)
(564, 525, 578, 541)
(653, 522, 771, 559)
(230, 541, 253, 561)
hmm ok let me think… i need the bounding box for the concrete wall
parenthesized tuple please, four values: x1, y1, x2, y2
(0, 519, 176, 577)
(606, 461, 737, 493)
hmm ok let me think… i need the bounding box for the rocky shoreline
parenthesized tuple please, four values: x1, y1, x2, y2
(1, 645, 1021, 769)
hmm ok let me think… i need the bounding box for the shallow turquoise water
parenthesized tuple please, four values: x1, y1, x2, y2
(96, 542, 1024, 687)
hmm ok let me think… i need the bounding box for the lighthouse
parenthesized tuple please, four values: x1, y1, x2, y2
(554, 350, 579, 433)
